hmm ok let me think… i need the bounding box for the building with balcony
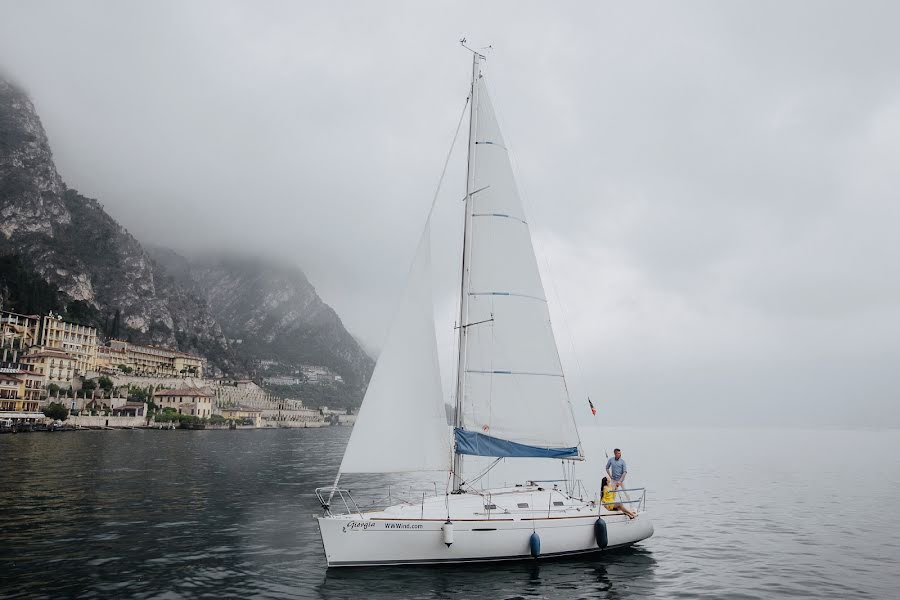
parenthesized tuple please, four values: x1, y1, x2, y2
(96, 345, 129, 373)
(0, 311, 40, 364)
(21, 350, 77, 385)
(108, 340, 204, 378)
(38, 313, 98, 375)
(0, 373, 25, 411)
(20, 369, 45, 405)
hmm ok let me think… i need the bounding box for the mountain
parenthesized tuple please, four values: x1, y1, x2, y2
(0, 76, 372, 389)
(148, 248, 374, 387)
(0, 77, 236, 369)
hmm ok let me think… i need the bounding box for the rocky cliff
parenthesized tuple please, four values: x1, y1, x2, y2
(147, 248, 374, 387)
(0, 76, 371, 387)
(0, 78, 236, 369)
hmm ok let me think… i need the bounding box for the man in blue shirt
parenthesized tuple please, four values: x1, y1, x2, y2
(605, 448, 627, 487)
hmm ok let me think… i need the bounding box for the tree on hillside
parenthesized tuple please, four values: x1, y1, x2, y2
(109, 308, 121, 339)
(43, 402, 69, 421)
(0, 254, 64, 316)
(98, 376, 113, 393)
(64, 300, 102, 328)
(81, 378, 97, 393)
(128, 385, 149, 403)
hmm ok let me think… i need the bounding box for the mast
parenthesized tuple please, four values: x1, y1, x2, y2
(452, 50, 481, 492)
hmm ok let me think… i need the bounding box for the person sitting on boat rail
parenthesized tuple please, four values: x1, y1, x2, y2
(601, 477, 636, 519)
(605, 448, 627, 487)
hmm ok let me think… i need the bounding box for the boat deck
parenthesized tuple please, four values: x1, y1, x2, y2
(326, 485, 636, 522)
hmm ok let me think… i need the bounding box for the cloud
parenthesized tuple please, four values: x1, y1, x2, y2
(1, 0, 897, 425)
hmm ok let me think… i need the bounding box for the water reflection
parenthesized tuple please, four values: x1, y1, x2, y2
(318, 547, 658, 600)
(4, 427, 897, 599)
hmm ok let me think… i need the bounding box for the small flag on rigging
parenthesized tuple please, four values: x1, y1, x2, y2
(588, 397, 597, 416)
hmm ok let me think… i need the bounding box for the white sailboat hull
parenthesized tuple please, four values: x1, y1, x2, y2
(316, 488, 653, 567)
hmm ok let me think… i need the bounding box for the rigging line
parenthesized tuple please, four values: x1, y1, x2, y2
(461, 457, 502, 488)
(428, 93, 471, 221)
(435, 94, 471, 416)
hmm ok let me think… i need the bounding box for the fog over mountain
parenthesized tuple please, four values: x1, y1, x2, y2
(0, 76, 374, 390)
(1, 1, 897, 426)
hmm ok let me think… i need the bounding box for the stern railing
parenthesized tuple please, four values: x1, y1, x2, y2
(603, 487, 647, 513)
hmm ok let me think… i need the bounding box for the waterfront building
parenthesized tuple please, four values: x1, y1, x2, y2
(21, 349, 77, 384)
(0, 371, 39, 412)
(20, 369, 45, 405)
(0, 310, 40, 364)
(0, 373, 26, 411)
(0, 367, 44, 403)
(112, 402, 147, 417)
(38, 313, 98, 375)
(0, 370, 43, 422)
(154, 387, 212, 418)
(260, 397, 322, 423)
(220, 405, 263, 427)
(108, 340, 204, 378)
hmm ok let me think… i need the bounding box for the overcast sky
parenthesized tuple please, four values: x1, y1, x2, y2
(1, 1, 898, 427)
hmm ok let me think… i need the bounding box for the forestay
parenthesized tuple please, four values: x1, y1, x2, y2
(339, 224, 452, 473)
(457, 75, 582, 457)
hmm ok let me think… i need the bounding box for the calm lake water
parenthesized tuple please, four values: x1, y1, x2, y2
(1, 426, 897, 599)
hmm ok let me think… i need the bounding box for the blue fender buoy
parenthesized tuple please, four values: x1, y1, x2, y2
(529, 532, 541, 558)
(594, 518, 608, 548)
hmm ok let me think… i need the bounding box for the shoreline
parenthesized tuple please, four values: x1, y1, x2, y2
(0, 422, 346, 434)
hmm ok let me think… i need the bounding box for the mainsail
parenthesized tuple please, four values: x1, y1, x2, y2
(455, 72, 582, 459)
(339, 224, 451, 473)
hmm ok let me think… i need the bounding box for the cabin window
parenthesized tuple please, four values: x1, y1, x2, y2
(484, 504, 497, 510)
(517, 503, 529, 508)
(553, 501, 564, 506)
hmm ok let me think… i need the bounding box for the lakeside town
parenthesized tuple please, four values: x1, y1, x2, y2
(0, 308, 356, 432)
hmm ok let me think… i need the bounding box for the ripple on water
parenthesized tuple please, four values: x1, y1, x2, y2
(1, 427, 898, 599)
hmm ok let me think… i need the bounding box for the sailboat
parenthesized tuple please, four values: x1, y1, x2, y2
(316, 48, 654, 567)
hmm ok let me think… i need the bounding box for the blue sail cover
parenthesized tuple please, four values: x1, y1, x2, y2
(454, 428, 579, 459)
